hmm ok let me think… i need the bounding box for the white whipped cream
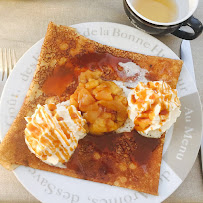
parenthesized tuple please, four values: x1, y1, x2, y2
(128, 81, 181, 138)
(118, 62, 149, 88)
(113, 62, 149, 134)
(25, 101, 87, 168)
(115, 118, 134, 133)
(113, 62, 149, 97)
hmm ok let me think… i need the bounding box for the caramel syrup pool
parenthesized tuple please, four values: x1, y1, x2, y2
(133, 0, 178, 23)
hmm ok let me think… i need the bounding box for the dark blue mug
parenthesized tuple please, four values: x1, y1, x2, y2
(124, 0, 203, 40)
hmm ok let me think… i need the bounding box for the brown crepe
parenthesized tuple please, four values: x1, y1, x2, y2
(0, 22, 183, 195)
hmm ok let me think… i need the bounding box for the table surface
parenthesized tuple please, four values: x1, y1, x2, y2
(0, 0, 202, 202)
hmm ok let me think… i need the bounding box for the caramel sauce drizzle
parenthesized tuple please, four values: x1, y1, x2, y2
(132, 81, 177, 133)
(40, 52, 161, 173)
(42, 52, 131, 96)
(25, 105, 84, 163)
(67, 131, 160, 177)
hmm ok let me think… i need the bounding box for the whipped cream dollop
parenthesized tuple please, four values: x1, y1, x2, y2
(128, 81, 181, 138)
(113, 62, 149, 134)
(25, 101, 87, 168)
(117, 62, 149, 89)
(118, 62, 148, 83)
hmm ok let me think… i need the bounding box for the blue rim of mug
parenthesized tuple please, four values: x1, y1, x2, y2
(126, 0, 199, 26)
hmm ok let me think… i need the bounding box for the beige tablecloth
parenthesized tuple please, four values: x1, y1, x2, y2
(0, 0, 202, 202)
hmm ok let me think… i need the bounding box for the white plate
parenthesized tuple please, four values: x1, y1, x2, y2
(0, 22, 202, 203)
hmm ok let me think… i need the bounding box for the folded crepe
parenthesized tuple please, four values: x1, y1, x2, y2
(0, 22, 183, 195)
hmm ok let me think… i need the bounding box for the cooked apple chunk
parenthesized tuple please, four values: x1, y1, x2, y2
(70, 70, 128, 135)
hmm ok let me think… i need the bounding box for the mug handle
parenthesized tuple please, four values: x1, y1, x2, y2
(172, 16, 203, 40)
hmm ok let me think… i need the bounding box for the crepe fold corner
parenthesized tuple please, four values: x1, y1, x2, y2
(0, 22, 183, 195)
